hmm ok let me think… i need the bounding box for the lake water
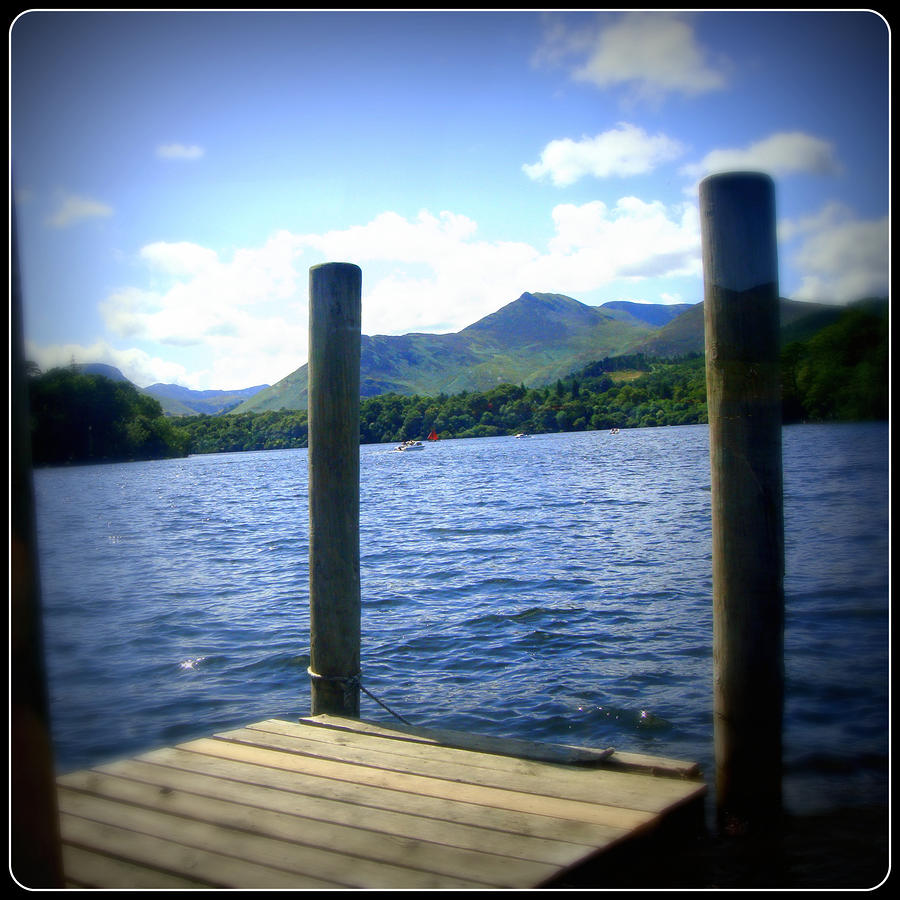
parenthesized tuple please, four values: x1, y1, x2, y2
(33, 422, 889, 817)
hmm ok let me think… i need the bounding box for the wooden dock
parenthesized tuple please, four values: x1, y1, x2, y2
(55, 715, 706, 889)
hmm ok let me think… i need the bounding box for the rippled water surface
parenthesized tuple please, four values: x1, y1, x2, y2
(34, 423, 888, 815)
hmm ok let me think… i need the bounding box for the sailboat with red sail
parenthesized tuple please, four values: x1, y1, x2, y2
(427, 429, 439, 441)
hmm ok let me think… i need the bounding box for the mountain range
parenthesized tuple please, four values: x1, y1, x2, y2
(142, 382, 271, 416)
(78, 291, 851, 416)
(72, 364, 270, 416)
(233, 293, 688, 413)
(230, 292, 843, 413)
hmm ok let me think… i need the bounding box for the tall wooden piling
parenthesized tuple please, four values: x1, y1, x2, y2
(700, 172, 785, 835)
(10, 207, 65, 886)
(307, 262, 363, 717)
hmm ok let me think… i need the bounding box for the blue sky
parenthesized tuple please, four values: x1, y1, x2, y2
(11, 10, 889, 391)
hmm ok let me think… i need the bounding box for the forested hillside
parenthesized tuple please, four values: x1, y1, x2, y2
(27, 366, 188, 465)
(27, 299, 887, 464)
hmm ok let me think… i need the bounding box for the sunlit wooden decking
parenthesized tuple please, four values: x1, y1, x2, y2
(56, 715, 705, 889)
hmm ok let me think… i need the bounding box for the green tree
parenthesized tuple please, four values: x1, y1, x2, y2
(28, 368, 186, 465)
(782, 304, 888, 423)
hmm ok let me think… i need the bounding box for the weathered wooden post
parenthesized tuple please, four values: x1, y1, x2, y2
(10, 208, 65, 886)
(307, 262, 363, 716)
(700, 172, 785, 836)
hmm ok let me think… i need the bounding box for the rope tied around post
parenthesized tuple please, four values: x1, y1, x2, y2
(306, 667, 411, 726)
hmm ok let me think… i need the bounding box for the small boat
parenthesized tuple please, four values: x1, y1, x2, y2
(609, 428, 620, 434)
(514, 433, 530, 439)
(395, 440, 425, 451)
(427, 429, 439, 441)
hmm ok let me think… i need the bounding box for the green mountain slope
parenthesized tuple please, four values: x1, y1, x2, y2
(143, 382, 270, 415)
(233, 291, 862, 414)
(629, 297, 845, 358)
(75, 364, 198, 416)
(69, 292, 863, 418)
(234, 292, 658, 413)
(67, 364, 273, 416)
(600, 299, 695, 327)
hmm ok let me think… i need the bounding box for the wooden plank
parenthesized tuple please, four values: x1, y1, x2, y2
(304, 713, 701, 777)
(302, 713, 615, 765)
(270, 717, 706, 812)
(134, 744, 626, 850)
(266, 718, 613, 778)
(216, 721, 704, 814)
(55, 716, 706, 889)
(61, 844, 210, 889)
(86, 754, 604, 866)
(57, 787, 483, 888)
(274, 717, 702, 789)
(58, 812, 336, 888)
(180, 734, 657, 830)
(58, 767, 558, 887)
(595, 747, 703, 778)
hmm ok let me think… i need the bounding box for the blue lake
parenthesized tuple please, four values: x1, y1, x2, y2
(33, 422, 889, 817)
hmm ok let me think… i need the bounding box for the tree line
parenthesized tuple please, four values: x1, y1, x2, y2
(26, 301, 887, 465)
(26, 366, 189, 466)
(781, 304, 888, 423)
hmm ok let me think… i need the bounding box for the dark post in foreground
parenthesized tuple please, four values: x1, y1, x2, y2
(11, 208, 65, 886)
(307, 262, 363, 716)
(700, 172, 785, 835)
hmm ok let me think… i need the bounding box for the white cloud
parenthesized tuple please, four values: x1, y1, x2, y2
(24, 338, 192, 388)
(524, 123, 686, 186)
(301, 209, 480, 263)
(46, 193, 113, 228)
(683, 131, 842, 182)
(92, 199, 704, 389)
(103, 232, 307, 348)
(777, 201, 846, 243)
(99, 232, 310, 387)
(540, 197, 702, 289)
(536, 12, 727, 104)
(100, 287, 158, 339)
(85, 194, 883, 390)
(201, 310, 309, 389)
(781, 204, 888, 304)
(156, 143, 205, 160)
